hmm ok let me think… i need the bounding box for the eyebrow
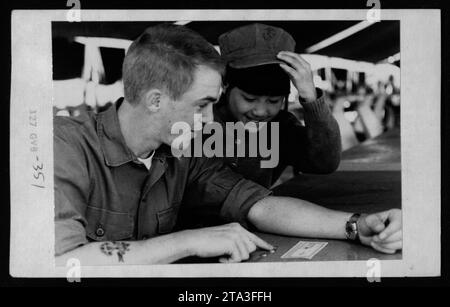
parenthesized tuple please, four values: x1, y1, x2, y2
(241, 92, 256, 98)
(240, 90, 256, 97)
(242, 92, 283, 99)
(198, 96, 219, 103)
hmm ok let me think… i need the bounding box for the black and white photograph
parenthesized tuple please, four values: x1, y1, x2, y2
(51, 19, 402, 263)
(9, 8, 441, 279)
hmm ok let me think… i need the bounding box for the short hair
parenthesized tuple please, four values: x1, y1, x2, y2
(122, 24, 224, 104)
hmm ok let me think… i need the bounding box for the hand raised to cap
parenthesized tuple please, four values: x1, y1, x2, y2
(277, 51, 317, 104)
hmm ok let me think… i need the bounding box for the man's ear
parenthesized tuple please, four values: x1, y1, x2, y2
(143, 89, 162, 113)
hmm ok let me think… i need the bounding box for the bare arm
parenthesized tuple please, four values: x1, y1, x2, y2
(56, 223, 274, 265)
(247, 196, 402, 254)
(248, 196, 352, 239)
(55, 231, 192, 266)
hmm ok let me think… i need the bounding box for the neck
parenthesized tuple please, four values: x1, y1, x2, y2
(118, 99, 162, 159)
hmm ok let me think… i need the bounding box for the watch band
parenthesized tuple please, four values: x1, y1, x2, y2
(345, 213, 361, 243)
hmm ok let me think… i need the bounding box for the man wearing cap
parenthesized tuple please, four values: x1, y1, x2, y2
(207, 23, 342, 189)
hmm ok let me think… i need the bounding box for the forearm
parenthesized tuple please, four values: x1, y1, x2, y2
(248, 196, 352, 240)
(304, 97, 342, 168)
(295, 97, 342, 173)
(55, 231, 192, 266)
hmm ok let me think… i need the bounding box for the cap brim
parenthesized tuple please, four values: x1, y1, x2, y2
(227, 54, 285, 69)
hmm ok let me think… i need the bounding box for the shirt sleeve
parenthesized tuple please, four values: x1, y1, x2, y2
(184, 157, 272, 229)
(280, 89, 342, 174)
(53, 119, 90, 256)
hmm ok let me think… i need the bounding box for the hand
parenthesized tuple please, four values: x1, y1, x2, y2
(357, 209, 402, 254)
(277, 51, 317, 103)
(183, 222, 274, 263)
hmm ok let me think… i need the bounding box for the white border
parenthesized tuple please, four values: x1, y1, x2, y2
(10, 9, 441, 277)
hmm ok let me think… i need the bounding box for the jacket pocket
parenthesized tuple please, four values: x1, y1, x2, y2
(157, 204, 180, 234)
(86, 206, 134, 241)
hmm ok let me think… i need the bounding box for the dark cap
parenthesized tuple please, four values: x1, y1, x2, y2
(219, 23, 296, 69)
(226, 64, 291, 96)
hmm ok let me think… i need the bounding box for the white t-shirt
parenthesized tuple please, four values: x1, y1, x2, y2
(137, 151, 156, 170)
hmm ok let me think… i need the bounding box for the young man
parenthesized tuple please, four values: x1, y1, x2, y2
(54, 24, 402, 265)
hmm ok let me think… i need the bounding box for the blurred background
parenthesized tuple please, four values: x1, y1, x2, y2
(52, 20, 400, 151)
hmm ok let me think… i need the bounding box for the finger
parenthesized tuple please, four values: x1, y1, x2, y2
(235, 224, 273, 251)
(246, 232, 274, 251)
(370, 241, 396, 254)
(373, 230, 402, 244)
(225, 229, 247, 261)
(373, 210, 390, 223)
(277, 54, 304, 73)
(374, 240, 402, 251)
(287, 52, 311, 66)
(378, 211, 402, 240)
(220, 236, 242, 263)
(241, 236, 257, 254)
(279, 63, 296, 79)
(363, 214, 386, 234)
(228, 245, 242, 263)
(278, 51, 310, 68)
(234, 238, 251, 261)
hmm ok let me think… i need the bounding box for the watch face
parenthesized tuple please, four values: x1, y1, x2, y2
(346, 222, 357, 240)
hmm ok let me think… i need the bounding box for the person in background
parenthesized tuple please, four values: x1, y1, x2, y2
(385, 75, 401, 128)
(213, 23, 342, 188)
(353, 84, 384, 140)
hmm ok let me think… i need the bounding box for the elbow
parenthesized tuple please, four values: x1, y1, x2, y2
(313, 143, 342, 174)
(320, 156, 341, 173)
(247, 198, 273, 231)
(300, 139, 342, 174)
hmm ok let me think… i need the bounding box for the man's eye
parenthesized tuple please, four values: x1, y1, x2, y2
(244, 96, 256, 102)
(269, 99, 281, 104)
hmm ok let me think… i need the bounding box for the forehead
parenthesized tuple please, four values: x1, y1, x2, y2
(180, 65, 222, 101)
(234, 87, 284, 99)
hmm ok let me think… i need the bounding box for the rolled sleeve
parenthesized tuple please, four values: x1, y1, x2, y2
(220, 178, 272, 228)
(54, 120, 90, 256)
(186, 157, 272, 228)
(55, 219, 88, 256)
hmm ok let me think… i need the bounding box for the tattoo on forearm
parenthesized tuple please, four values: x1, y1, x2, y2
(100, 241, 131, 262)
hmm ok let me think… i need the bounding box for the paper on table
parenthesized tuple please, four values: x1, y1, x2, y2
(281, 241, 328, 260)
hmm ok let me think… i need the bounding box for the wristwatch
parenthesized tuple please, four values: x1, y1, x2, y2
(345, 213, 361, 242)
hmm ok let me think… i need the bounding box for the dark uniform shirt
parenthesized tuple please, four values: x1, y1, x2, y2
(54, 99, 272, 256)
